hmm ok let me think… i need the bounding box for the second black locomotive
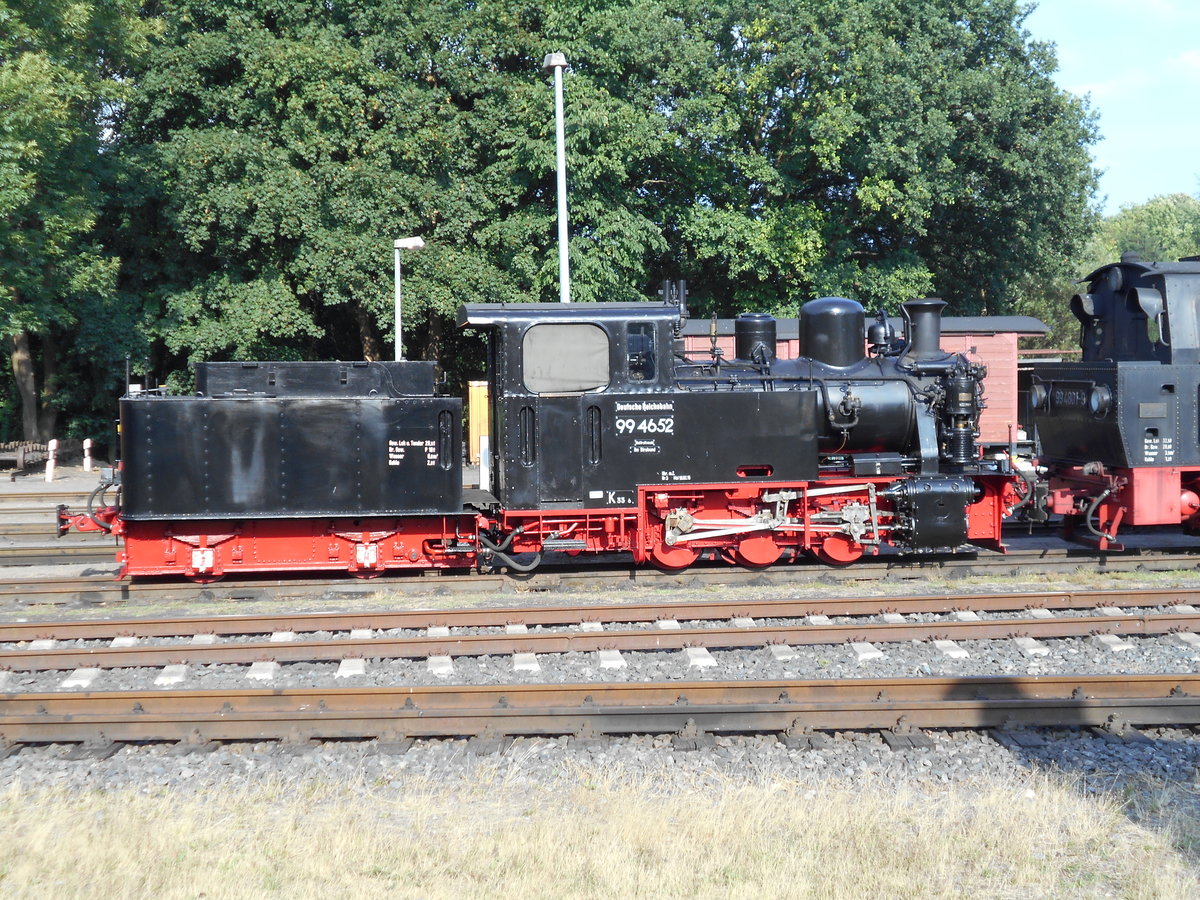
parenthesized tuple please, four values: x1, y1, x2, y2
(1026, 254, 1200, 547)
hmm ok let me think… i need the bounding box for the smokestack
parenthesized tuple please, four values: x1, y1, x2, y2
(902, 298, 947, 360)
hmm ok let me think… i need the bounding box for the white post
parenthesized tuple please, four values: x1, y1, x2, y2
(543, 52, 570, 303)
(393, 236, 426, 361)
(479, 435, 491, 494)
(83, 438, 93, 473)
(394, 244, 402, 361)
(44, 438, 58, 483)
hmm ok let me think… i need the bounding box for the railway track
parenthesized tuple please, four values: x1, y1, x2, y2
(6, 487, 1200, 762)
(5, 588, 1200, 756)
(0, 485, 117, 566)
(0, 543, 117, 566)
(0, 487, 96, 506)
(2, 591, 1197, 689)
(6, 585, 1199, 639)
(2, 676, 1198, 754)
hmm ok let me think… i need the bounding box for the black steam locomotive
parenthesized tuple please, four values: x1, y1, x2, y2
(1025, 254, 1200, 548)
(63, 292, 1022, 578)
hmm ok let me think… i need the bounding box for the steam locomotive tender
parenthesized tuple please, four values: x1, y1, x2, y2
(1025, 255, 1200, 548)
(63, 295, 1022, 578)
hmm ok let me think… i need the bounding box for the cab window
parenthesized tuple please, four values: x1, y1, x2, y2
(627, 323, 656, 381)
(522, 323, 610, 394)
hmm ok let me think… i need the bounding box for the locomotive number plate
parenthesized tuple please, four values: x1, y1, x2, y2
(615, 416, 674, 435)
(614, 400, 675, 451)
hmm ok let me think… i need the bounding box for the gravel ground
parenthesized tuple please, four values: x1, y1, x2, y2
(3, 725, 1199, 806)
(4, 625, 1200, 816)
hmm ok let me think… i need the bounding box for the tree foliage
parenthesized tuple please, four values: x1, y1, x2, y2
(1014, 192, 1200, 347)
(0, 0, 155, 441)
(660, 0, 1100, 316)
(110, 0, 1100, 384)
(1092, 193, 1200, 264)
(3, 0, 1103, 432)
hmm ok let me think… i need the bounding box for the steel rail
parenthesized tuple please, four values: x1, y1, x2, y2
(0, 511, 81, 518)
(0, 522, 61, 534)
(5, 611, 1200, 672)
(0, 543, 116, 565)
(0, 490, 93, 506)
(3, 587, 1198, 643)
(3, 675, 1200, 744)
(7, 549, 1200, 607)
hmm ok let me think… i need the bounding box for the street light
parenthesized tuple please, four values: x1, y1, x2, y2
(393, 236, 425, 361)
(543, 52, 570, 303)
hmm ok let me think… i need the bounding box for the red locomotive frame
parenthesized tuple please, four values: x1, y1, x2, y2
(64, 473, 1020, 579)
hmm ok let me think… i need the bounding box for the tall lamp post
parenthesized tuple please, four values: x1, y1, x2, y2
(543, 52, 570, 304)
(393, 236, 425, 361)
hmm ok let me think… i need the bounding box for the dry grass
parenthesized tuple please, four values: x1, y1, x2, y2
(1, 766, 1196, 899)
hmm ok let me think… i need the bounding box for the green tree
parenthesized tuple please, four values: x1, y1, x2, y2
(1015, 193, 1200, 348)
(0, 1, 153, 442)
(1093, 193, 1200, 263)
(111, 0, 1098, 387)
(660, 0, 1099, 315)
(112, 0, 692, 379)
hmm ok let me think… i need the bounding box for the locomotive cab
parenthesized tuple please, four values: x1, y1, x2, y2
(458, 301, 821, 510)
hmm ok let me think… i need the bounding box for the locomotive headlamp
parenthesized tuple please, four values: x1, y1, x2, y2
(1029, 383, 1050, 410)
(1088, 384, 1113, 417)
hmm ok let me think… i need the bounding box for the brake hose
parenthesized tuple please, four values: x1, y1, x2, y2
(1084, 486, 1117, 542)
(478, 532, 542, 572)
(86, 481, 118, 533)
